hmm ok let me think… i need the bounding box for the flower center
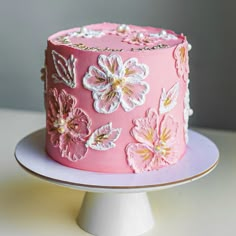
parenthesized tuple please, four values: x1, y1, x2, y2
(111, 77, 125, 90)
(94, 134, 109, 144)
(53, 118, 66, 134)
(154, 142, 170, 157)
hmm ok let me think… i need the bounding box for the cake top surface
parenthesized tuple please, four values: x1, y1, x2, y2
(49, 22, 185, 52)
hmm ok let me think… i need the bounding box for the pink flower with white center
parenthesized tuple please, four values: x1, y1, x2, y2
(47, 88, 91, 161)
(83, 54, 150, 114)
(122, 32, 158, 46)
(174, 41, 190, 81)
(126, 108, 179, 173)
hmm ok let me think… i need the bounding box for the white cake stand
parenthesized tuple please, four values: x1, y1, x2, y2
(15, 129, 219, 236)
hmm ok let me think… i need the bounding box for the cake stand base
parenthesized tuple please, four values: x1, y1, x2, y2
(15, 129, 219, 236)
(78, 192, 154, 236)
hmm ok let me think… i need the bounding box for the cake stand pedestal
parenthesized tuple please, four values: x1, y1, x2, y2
(78, 192, 154, 236)
(15, 129, 219, 236)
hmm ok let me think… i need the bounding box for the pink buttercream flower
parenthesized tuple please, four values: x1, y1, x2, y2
(174, 41, 189, 81)
(126, 108, 179, 173)
(122, 32, 158, 46)
(47, 88, 91, 161)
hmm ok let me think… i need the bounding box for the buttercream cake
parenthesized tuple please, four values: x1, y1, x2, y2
(41, 22, 192, 173)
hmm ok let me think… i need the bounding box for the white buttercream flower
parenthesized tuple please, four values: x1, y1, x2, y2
(83, 54, 150, 114)
(70, 27, 105, 38)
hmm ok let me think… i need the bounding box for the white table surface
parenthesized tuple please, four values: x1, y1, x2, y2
(0, 108, 235, 236)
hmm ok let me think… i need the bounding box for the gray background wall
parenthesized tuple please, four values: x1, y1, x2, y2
(0, 0, 235, 130)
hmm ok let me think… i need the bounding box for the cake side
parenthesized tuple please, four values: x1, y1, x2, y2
(42, 23, 191, 173)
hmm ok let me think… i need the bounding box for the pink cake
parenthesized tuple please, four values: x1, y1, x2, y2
(41, 23, 192, 173)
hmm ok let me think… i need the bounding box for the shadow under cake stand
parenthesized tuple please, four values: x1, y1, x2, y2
(15, 129, 219, 236)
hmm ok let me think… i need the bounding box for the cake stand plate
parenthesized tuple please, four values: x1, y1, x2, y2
(15, 129, 219, 236)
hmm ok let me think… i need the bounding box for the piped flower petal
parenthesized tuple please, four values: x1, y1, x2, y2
(174, 41, 189, 81)
(131, 108, 158, 146)
(126, 143, 155, 173)
(123, 58, 149, 81)
(83, 66, 109, 92)
(93, 89, 121, 114)
(121, 81, 150, 112)
(159, 115, 178, 144)
(98, 54, 123, 77)
(49, 129, 61, 147)
(159, 82, 179, 114)
(155, 115, 179, 164)
(86, 122, 121, 150)
(59, 134, 88, 161)
(58, 89, 77, 116)
(67, 108, 91, 139)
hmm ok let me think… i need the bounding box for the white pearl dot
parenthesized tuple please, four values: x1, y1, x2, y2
(188, 43, 192, 51)
(117, 24, 130, 33)
(58, 118, 65, 126)
(117, 25, 123, 32)
(161, 30, 167, 36)
(80, 27, 87, 33)
(189, 108, 194, 116)
(123, 25, 130, 32)
(136, 32, 145, 40)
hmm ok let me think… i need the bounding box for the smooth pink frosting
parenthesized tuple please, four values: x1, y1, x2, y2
(44, 23, 189, 173)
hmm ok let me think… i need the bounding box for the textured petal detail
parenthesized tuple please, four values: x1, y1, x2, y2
(67, 108, 91, 139)
(93, 88, 121, 114)
(59, 134, 88, 161)
(58, 89, 77, 116)
(51, 50, 77, 88)
(48, 88, 60, 120)
(48, 129, 61, 147)
(98, 54, 123, 77)
(159, 115, 178, 144)
(86, 122, 121, 150)
(149, 154, 169, 169)
(123, 58, 149, 81)
(159, 82, 179, 114)
(48, 88, 76, 119)
(120, 81, 150, 112)
(83, 66, 109, 92)
(131, 108, 159, 146)
(126, 143, 155, 173)
(174, 41, 189, 81)
(122, 32, 158, 46)
(47, 88, 75, 147)
(155, 115, 179, 164)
